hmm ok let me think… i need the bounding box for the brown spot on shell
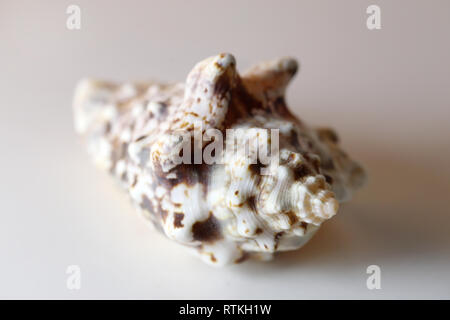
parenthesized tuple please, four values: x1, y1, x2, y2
(213, 72, 232, 98)
(285, 211, 298, 225)
(187, 111, 199, 117)
(174, 213, 184, 228)
(287, 153, 296, 162)
(192, 212, 222, 243)
(153, 163, 210, 193)
(324, 174, 333, 184)
(131, 175, 138, 187)
(249, 162, 264, 176)
(234, 252, 249, 264)
(247, 195, 257, 211)
(274, 232, 284, 250)
(301, 222, 308, 231)
(293, 165, 311, 180)
(214, 61, 224, 71)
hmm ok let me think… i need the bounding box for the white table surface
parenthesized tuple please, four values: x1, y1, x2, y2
(1, 0, 449, 299)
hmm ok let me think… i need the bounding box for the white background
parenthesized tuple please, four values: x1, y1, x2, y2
(1, 0, 449, 299)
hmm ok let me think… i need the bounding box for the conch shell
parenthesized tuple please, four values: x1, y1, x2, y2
(74, 53, 366, 266)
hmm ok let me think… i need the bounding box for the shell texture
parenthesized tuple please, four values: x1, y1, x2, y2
(74, 53, 366, 266)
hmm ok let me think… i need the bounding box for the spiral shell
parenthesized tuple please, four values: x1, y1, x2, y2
(74, 53, 366, 266)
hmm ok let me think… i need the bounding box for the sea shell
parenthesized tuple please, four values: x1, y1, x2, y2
(73, 53, 366, 266)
